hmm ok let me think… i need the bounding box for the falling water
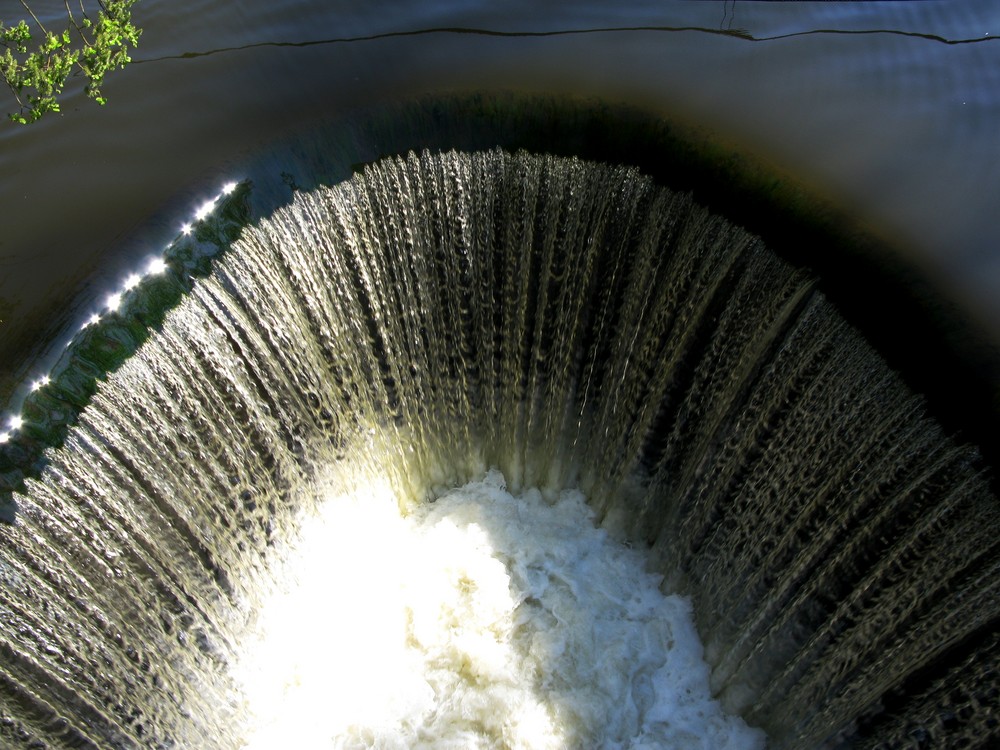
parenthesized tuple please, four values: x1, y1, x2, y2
(0, 150, 997, 748)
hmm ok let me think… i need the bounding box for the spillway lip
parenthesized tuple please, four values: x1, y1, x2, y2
(0, 181, 254, 520)
(1, 91, 997, 522)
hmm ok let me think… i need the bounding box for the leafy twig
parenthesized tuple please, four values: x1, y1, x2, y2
(1, 0, 141, 123)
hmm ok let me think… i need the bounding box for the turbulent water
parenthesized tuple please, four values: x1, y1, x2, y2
(234, 470, 764, 749)
(0, 150, 997, 749)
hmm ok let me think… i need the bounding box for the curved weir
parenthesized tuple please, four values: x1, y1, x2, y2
(1, 150, 997, 747)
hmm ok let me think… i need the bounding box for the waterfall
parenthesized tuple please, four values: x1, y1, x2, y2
(0, 149, 997, 748)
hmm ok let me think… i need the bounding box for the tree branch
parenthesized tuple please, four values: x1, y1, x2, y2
(64, 0, 93, 45)
(18, 0, 47, 35)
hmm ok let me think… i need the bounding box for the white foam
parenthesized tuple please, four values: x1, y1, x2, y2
(232, 470, 766, 749)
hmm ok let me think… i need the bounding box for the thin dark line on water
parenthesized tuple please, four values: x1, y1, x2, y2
(131, 24, 997, 64)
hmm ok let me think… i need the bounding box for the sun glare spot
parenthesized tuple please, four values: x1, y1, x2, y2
(0, 432, 8, 444)
(181, 222, 194, 235)
(84, 313, 101, 328)
(147, 258, 167, 275)
(194, 199, 216, 222)
(30, 376, 50, 392)
(106, 293, 123, 312)
(8, 416, 23, 431)
(222, 181, 238, 195)
(124, 273, 142, 290)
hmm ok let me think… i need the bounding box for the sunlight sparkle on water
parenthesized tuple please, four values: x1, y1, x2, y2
(147, 258, 167, 275)
(194, 198, 216, 222)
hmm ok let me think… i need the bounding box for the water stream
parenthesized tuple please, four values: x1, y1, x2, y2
(1, 150, 996, 748)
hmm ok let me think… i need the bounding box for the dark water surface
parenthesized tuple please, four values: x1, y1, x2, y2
(1, 2, 998, 440)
